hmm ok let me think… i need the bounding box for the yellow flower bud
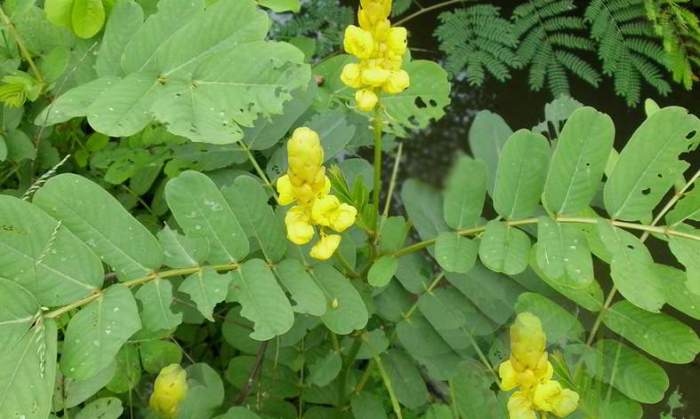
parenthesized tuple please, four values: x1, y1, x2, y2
(552, 389, 580, 417)
(149, 364, 188, 419)
(331, 203, 357, 232)
(372, 19, 391, 40)
(285, 206, 315, 245)
(510, 312, 547, 369)
(341, 63, 363, 89)
(387, 27, 407, 55)
(383, 69, 410, 94)
(288, 127, 323, 169)
(507, 391, 537, 419)
(361, 67, 391, 87)
(344, 25, 375, 59)
(276, 174, 295, 205)
(309, 234, 342, 260)
(355, 88, 378, 112)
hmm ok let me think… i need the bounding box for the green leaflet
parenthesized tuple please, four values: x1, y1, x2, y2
(180, 268, 232, 321)
(401, 179, 449, 241)
(179, 363, 225, 419)
(597, 221, 665, 312)
(368, 255, 398, 287)
(604, 107, 700, 221)
(96, 0, 144, 77)
(308, 263, 368, 335)
(75, 397, 123, 419)
(442, 156, 487, 229)
(450, 362, 505, 419)
(165, 170, 249, 264)
(139, 340, 182, 374)
(34, 173, 163, 280)
(351, 393, 388, 419)
(308, 350, 342, 387)
(668, 232, 700, 294)
(157, 226, 209, 269)
(274, 259, 326, 316)
(228, 259, 294, 340)
(37, 0, 311, 144)
(61, 285, 141, 380)
(603, 301, 700, 364)
(396, 313, 465, 381)
(665, 184, 700, 225)
(468, 110, 512, 197)
(0, 195, 103, 306)
(380, 350, 429, 409)
(536, 217, 593, 288)
(223, 176, 286, 263)
(542, 106, 614, 215)
(493, 129, 550, 219)
(515, 292, 584, 344)
(656, 264, 700, 320)
(71, 0, 105, 38)
(135, 277, 182, 332)
(583, 340, 669, 404)
(0, 278, 40, 347)
(479, 220, 531, 275)
(61, 363, 116, 408)
(0, 319, 57, 419)
(434, 232, 478, 274)
(105, 345, 141, 393)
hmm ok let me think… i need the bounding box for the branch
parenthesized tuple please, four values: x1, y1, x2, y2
(0, 5, 44, 84)
(235, 340, 269, 404)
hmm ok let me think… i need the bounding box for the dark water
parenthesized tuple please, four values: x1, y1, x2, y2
(367, 0, 700, 417)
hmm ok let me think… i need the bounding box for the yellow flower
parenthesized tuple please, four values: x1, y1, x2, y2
(511, 312, 547, 369)
(276, 174, 295, 205)
(361, 67, 391, 87)
(355, 88, 378, 112)
(311, 195, 358, 232)
(288, 127, 323, 181)
(341, 63, 363, 89)
(310, 234, 342, 260)
(344, 25, 374, 59)
(387, 27, 408, 55)
(331, 203, 357, 232)
(533, 380, 579, 418)
(285, 206, 315, 245)
(383, 70, 410, 94)
(149, 364, 188, 419)
(507, 391, 537, 419)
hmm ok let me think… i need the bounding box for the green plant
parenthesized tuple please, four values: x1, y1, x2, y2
(1, 0, 700, 418)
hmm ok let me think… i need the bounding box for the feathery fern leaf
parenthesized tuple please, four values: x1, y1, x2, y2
(435, 5, 520, 86)
(645, 0, 700, 89)
(586, 0, 672, 105)
(513, 0, 601, 98)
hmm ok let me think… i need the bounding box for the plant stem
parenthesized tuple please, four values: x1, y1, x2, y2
(394, 0, 465, 26)
(372, 106, 384, 229)
(0, 5, 43, 84)
(242, 143, 279, 203)
(374, 355, 403, 419)
(584, 169, 700, 346)
(354, 359, 374, 394)
(235, 340, 269, 404)
(44, 262, 239, 319)
(376, 141, 404, 244)
(391, 215, 700, 258)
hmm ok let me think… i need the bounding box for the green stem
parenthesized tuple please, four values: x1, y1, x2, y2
(354, 359, 374, 394)
(242, 144, 279, 202)
(44, 262, 239, 319)
(374, 355, 403, 419)
(391, 216, 700, 258)
(0, 5, 43, 84)
(376, 141, 404, 245)
(372, 106, 384, 229)
(394, 0, 465, 26)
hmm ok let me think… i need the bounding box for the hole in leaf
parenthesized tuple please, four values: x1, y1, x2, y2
(626, 244, 634, 250)
(641, 187, 651, 195)
(429, 99, 437, 107)
(415, 97, 427, 109)
(686, 130, 696, 140)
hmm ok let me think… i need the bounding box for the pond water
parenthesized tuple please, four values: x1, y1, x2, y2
(349, 0, 700, 416)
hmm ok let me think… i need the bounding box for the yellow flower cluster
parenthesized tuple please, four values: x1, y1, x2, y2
(149, 364, 188, 418)
(499, 313, 579, 419)
(276, 127, 357, 260)
(341, 0, 410, 112)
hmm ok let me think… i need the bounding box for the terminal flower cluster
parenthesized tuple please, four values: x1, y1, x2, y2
(341, 0, 410, 112)
(499, 312, 579, 419)
(276, 127, 357, 260)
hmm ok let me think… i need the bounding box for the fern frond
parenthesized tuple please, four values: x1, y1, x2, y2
(435, 5, 519, 86)
(585, 0, 671, 104)
(644, 0, 700, 89)
(513, 0, 601, 97)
